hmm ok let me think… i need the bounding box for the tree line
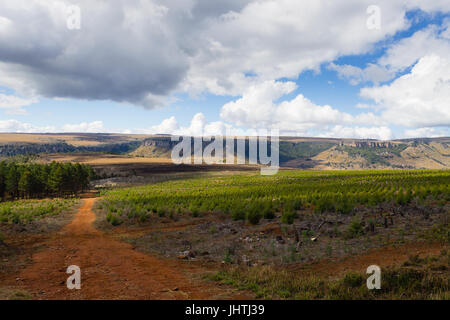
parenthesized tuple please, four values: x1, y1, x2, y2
(0, 161, 95, 201)
(0, 141, 141, 157)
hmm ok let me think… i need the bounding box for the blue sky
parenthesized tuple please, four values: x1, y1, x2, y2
(0, 1, 449, 139)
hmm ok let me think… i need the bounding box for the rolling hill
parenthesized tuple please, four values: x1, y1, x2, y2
(0, 133, 448, 170)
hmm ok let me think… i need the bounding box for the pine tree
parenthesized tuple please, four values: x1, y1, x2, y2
(5, 163, 20, 199)
(18, 169, 33, 198)
(0, 160, 94, 201)
(0, 162, 6, 200)
(49, 163, 65, 196)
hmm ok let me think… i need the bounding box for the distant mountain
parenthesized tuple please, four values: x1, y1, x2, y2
(0, 133, 448, 170)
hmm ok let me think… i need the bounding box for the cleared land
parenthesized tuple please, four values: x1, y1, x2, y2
(0, 198, 249, 299)
(93, 169, 449, 299)
(0, 167, 448, 300)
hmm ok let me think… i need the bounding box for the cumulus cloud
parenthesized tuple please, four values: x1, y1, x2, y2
(0, 1, 449, 140)
(62, 121, 104, 133)
(148, 116, 180, 135)
(378, 22, 450, 73)
(319, 125, 393, 141)
(360, 54, 450, 128)
(328, 63, 393, 85)
(0, 119, 56, 133)
(0, 119, 104, 133)
(0, 93, 37, 114)
(402, 127, 450, 139)
(406, 0, 450, 12)
(133, 100, 449, 138)
(140, 110, 393, 139)
(139, 113, 235, 136)
(329, 22, 450, 85)
(219, 80, 380, 134)
(185, 0, 414, 95)
(0, 0, 189, 108)
(328, 20, 450, 135)
(1, 0, 448, 106)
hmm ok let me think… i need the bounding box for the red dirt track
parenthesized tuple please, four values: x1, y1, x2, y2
(6, 198, 246, 300)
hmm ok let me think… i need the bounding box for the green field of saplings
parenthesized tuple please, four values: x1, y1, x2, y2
(0, 198, 79, 225)
(97, 170, 450, 226)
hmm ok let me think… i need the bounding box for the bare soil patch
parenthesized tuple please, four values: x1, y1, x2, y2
(0, 199, 251, 300)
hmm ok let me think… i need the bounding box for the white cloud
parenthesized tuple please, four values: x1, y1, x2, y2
(320, 125, 393, 141)
(219, 80, 380, 133)
(2, 0, 449, 105)
(0, 93, 37, 114)
(329, 22, 450, 85)
(328, 63, 393, 85)
(0, 1, 449, 140)
(0, 16, 12, 32)
(378, 23, 450, 73)
(147, 116, 180, 134)
(220, 81, 298, 128)
(327, 20, 450, 136)
(125, 101, 449, 138)
(0, 119, 105, 133)
(0, 119, 56, 133)
(140, 110, 393, 139)
(404, 1, 450, 15)
(185, 0, 414, 95)
(402, 127, 449, 139)
(139, 113, 236, 136)
(62, 121, 104, 133)
(360, 54, 450, 128)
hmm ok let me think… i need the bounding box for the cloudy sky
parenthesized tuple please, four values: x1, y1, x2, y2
(0, 0, 449, 139)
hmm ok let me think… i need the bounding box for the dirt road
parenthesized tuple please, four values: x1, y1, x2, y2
(7, 198, 247, 300)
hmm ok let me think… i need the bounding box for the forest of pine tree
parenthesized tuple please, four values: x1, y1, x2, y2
(0, 161, 95, 201)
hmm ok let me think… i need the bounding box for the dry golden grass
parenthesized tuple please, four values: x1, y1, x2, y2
(311, 141, 450, 170)
(398, 142, 450, 169)
(0, 133, 56, 144)
(0, 133, 155, 147)
(312, 146, 370, 170)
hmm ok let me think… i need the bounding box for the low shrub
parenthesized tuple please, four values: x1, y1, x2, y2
(263, 207, 275, 220)
(281, 209, 295, 224)
(106, 212, 122, 226)
(231, 208, 246, 221)
(247, 210, 262, 225)
(157, 207, 166, 217)
(344, 218, 364, 239)
(191, 207, 199, 217)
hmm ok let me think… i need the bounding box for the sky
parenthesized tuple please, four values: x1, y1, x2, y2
(0, 0, 449, 140)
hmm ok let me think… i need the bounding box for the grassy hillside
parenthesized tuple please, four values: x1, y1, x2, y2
(280, 141, 335, 163)
(335, 144, 408, 166)
(315, 140, 449, 170)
